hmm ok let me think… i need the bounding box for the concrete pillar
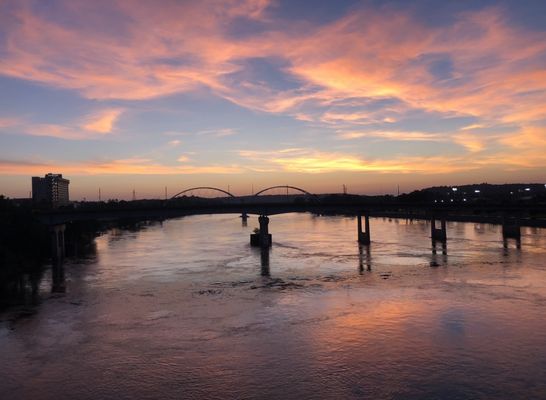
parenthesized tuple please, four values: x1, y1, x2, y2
(431, 217, 447, 242)
(357, 214, 371, 244)
(251, 215, 272, 247)
(50, 224, 66, 293)
(502, 217, 521, 249)
(259, 215, 270, 248)
(431, 217, 447, 256)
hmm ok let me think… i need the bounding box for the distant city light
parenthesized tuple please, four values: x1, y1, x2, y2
(452, 187, 458, 191)
(525, 187, 531, 191)
(450, 199, 454, 202)
(463, 198, 467, 202)
(441, 200, 444, 203)
(474, 189, 480, 193)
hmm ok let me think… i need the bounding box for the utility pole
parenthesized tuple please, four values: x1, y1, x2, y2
(99, 188, 101, 201)
(165, 186, 167, 200)
(343, 184, 347, 195)
(132, 189, 136, 201)
(397, 184, 400, 196)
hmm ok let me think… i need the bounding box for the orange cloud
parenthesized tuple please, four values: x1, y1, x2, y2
(452, 133, 486, 152)
(82, 109, 123, 133)
(337, 130, 445, 141)
(0, 158, 243, 175)
(1, 1, 546, 179)
(239, 149, 474, 174)
(0, 1, 273, 100)
(0, 117, 21, 128)
(2, 2, 544, 127)
(0, 108, 123, 139)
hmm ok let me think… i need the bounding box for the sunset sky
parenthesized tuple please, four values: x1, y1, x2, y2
(1, 0, 545, 199)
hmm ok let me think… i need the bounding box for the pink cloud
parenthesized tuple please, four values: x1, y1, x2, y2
(1, 1, 546, 176)
(0, 157, 243, 175)
(2, 2, 544, 126)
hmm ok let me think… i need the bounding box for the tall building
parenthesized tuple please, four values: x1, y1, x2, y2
(32, 173, 70, 207)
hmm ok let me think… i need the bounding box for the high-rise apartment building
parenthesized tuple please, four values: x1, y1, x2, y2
(32, 173, 70, 207)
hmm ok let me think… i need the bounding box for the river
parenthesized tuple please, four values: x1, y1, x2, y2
(1, 213, 546, 399)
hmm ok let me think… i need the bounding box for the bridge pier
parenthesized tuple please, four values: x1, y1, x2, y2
(502, 217, 521, 249)
(250, 215, 272, 248)
(357, 214, 371, 244)
(431, 217, 447, 255)
(50, 224, 66, 293)
(241, 212, 248, 227)
(431, 217, 447, 242)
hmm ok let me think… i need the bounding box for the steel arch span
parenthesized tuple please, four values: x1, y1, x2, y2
(254, 185, 312, 196)
(170, 187, 235, 199)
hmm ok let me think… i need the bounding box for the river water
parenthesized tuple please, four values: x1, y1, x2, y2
(1, 213, 546, 399)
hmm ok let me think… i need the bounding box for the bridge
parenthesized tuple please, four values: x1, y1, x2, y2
(253, 185, 313, 196)
(36, 184, 542, 291)
(170, 186, 236, 199)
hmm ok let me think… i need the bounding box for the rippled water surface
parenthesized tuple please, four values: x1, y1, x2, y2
(2, 214, 546, 399)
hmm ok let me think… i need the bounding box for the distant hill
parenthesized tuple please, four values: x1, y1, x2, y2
(399, 183, 546, 204)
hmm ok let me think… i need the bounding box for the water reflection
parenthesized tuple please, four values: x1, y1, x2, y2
(358, 244, 371, 273)
(260, 247, 270, 276)
(431, 240, 447, 256)
(503, 237, 522, 250)
(3, 214, 546, 400)
(51, 262, 66, 293)
(430, 244, 448, 267)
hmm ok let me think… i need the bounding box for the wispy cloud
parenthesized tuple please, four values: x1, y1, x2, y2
(82, 109, 123, 133)
(0, 109, 123, 140)
(0, 117, 21, 128)
(0, 157, 243, 175)
(452, 133, 487, 152)
(239, 148, 474, 174)
(196, 128, 238, 137)
(1, 1, 546, 181)
(336, 130, 445, 141)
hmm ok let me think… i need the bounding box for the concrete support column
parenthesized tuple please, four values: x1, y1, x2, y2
(431, 217, 447, 255)
(357, 214, 371, 244)
(431, 217, 447, 242)
(502, 217, 521, 249)
(258, 215, 270, 248)
(251, 215, 272, 247)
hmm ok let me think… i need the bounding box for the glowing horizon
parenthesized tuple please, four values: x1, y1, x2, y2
(1, 0, 545, 200)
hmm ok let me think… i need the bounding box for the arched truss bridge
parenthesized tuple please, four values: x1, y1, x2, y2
(170, 187, 235, 199)
(169, 185, 313, 199)
(253, 185, 312, 196)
